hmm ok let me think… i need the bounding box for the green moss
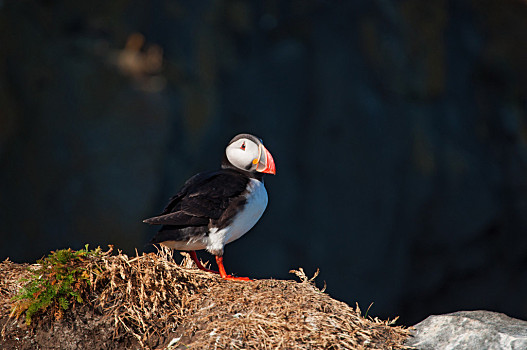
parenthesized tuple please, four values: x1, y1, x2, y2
(13, 245, 103, 325)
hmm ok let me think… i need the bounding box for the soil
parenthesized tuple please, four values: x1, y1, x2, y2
(1, 306, 139, 350)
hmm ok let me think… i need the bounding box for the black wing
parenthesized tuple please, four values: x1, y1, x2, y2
(143, 169, 249, 227)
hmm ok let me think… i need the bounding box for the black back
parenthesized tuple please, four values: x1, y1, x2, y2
(144, 168, 251, 244)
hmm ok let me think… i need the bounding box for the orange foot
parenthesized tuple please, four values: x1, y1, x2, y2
(222, 275, 252, 281)
(189, 251, 219, 274)
(216, 256, 252, 281)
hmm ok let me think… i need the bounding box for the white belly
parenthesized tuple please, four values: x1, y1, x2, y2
(161, 238, 209, 251)
(206, 178, 268, 255)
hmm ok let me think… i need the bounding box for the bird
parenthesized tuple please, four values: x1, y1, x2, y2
(143, 133, 276, 281)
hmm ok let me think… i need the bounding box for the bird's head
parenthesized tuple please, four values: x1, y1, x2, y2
(223, 133, 276, 175)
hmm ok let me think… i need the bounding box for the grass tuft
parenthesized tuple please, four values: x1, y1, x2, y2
(11, 245, 104, 325)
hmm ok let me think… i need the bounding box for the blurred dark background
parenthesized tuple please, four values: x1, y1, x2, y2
(1, 0, 527, 326)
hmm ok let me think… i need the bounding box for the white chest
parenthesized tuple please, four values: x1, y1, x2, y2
(207, 178, 268, 255)
(227, 178, 268, 241)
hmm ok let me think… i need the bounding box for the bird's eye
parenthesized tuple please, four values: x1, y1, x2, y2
(240, 142, 246, 151)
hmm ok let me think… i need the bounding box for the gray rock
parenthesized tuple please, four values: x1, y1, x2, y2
(406, 311, 527, 350)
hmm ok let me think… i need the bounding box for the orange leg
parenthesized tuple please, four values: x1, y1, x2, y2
(215, 256, 251, 281)
(189, 251, 219, 274)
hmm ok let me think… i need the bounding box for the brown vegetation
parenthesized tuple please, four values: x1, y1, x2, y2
(0, 247, 411, 349)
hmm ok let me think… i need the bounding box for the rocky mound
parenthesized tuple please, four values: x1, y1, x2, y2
(0, 247, 410, 349)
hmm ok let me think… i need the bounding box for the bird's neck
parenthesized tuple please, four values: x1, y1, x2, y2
(221, 156, 265, 181)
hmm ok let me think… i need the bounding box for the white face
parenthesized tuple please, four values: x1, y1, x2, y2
(225, 138, 261, 172)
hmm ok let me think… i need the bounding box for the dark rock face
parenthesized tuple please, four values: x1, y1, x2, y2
(1, 1, 527, 324)
(406, 311, 527, 350)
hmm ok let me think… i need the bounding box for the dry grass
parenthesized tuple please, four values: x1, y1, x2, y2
(0, 259, 32, 316)
(88, 247, 216, 347)
(1, 247, 411, 349)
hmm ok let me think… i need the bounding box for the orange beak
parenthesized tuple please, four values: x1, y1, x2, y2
(256, 145, 276, 175)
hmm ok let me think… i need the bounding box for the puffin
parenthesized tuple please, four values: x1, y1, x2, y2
(143, 133, 276, 281)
